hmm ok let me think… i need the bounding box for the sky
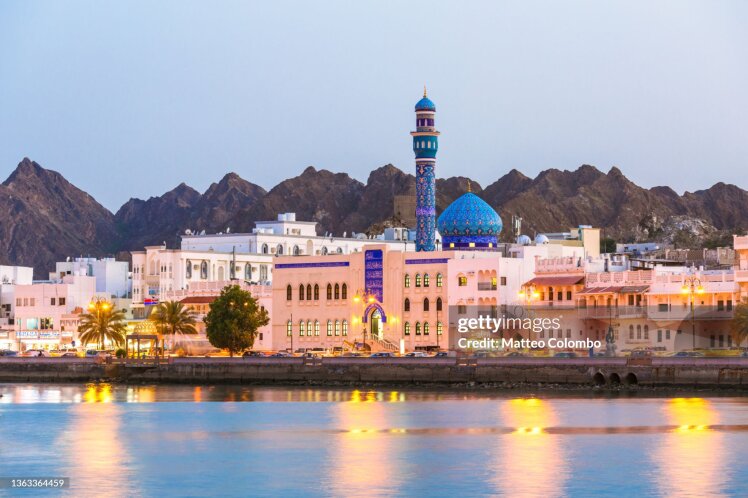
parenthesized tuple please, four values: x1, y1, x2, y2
(1, 1, 747, 211)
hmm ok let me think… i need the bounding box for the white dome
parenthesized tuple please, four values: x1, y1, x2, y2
(535, 234, 550, 245)
(517, 235, 531, 245)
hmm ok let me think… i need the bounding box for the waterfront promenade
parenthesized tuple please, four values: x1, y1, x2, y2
(1, 356, 747, 387)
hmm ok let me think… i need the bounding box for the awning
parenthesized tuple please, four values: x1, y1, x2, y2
(620, 285, 649, 293)
(179, 296, 217, 304)
(525, 275, 585, 286)
(577, 286, 622, 295)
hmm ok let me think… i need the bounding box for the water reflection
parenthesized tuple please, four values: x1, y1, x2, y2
(498, 398, 568, 497)
(654, 398, 727, 497)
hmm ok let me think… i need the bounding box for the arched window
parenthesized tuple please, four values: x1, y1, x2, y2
(200, 261, 208, 279)
(321, 246, 328, 255)
(423, 298, 430, 312)
(424, 322, 430, 335)
(262, 244, 269, 254)
(436, 273, 443, 287)
(306, 284, 312, 301)
(404, 274, 411, 288)
(436, 297, 443, 312)
(286, 284, 292, 301)
(334, 283, 340, 300)
(341, 283, 347, 300)
(424, 273, 430, 287)
(335, 320, 341, 336)
(404, 322, 411, 335)
(342, 320, 348, 336)
(629, 325, 634, 340)
(327, 320, 333, 336)
(186, 260, 192, 279)
(415, 322, 421, 335)
(229, 263, 235, 279)
(293, 245, 300, 255)
(314, 320, 320, 336)
(314, 284, 319, 300)
(299, 284, 305, 301)
(327, 284, 333, 300)
(404, 298, 410, 312)
(277, 244, 284, 255)
(259, 265, 268, 281)
(437, 321, 443, 335)
(415, 273, 422, 287)
(458, 276, 467, 286)
(286, 320, 292, 336)
(299, 320, 306, 336)
(244, 263, 252, 281)
(336, 247, 343, 254)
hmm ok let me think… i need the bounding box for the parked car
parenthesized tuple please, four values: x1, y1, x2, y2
(673, 351, 705, 357)
(59, 352, 78, 358)
(370, 352, 395, 358)
(23, 349, 50, 357)
(0, 349, 18, 357)
(554, 351, 578, 358)
(434, 351, 449, 357)
(242, 351, 266, 358)
(630, 350, 653, 358)
(404, 351, 429, 358)
(504, 351, 525, 357)
(269, 351, 293, 358)
(341, 352, 362, 357)
(85, 350, 111, 359)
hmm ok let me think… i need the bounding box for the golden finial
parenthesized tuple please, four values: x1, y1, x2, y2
(423, 85, 428, 97)
(467, 180, 472, 193)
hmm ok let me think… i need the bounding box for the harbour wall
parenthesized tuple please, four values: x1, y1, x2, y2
(1, 357, 747, 387)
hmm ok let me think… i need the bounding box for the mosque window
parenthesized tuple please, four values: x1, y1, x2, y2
(423, 273, 430, 287)
(299, 284, 305, 301)
(436, 297, 443, 311)
(286, 320, 292, 336)
(307, 320, 313, 336)
(200, 261, 208, 279)
(260, 265, 268, 281)
(342, 320, 348, 336)
(334, 283, 340, 300)
(245, 263, 252, 281)
(277, 244, 284, 255)
(404, 274, 411, 288)
(415, 322, 421, 335)
(262, 244, 269, 254)
(415, 273, 422, 287)
(327, 284, 333, 300)
(437, 321, 443, 335)
(335, 320, 341, 336)
(458, 276, 467, 286)
(404, 298, 410, 312)
(423, 298, 430, 312)
(306, 284, 312, 301)
(321, 246, 328, 255)
(404, 322, 411, 335)
(327, 320, 333, 336)
(186, 260, 192, 279)
(341, 283, 347, 299)
(300, 320, 306, 336)
(436, 273, 443, 287)
(629, 325, 634, 340)
(286, 285, 292, 301)
(424, 322, 430, 335)
(314, 284, 320, 300)
(315, 320, 320, 336)
(293, 245, 301, 255)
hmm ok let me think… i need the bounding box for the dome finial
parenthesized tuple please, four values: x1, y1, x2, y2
(423, 85, 427, 98)
(467, 179, 472, 193)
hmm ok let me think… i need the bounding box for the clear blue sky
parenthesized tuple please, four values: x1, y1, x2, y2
(1, 1, 746, 211)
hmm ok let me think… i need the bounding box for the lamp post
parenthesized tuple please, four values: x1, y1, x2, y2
(681, 274, 705, 351)
(353, 290, 375, 351)
(517, 284, 540, 342)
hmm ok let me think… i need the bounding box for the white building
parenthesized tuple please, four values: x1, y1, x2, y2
(0, 266, 35, 349)
(51, 257, 130, 299)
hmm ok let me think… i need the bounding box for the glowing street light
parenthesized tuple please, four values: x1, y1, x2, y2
(682, 274, 705, 351)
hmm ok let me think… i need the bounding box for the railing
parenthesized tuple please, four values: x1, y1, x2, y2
(477, 282, 497, 291)
(578, 306, 647, 319)
(579, 305, 734, 320)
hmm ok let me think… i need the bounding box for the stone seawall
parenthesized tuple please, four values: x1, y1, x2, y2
(2, 357, 748, 387)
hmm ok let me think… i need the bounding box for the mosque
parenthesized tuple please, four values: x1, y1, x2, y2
(268, 90, 580, 353)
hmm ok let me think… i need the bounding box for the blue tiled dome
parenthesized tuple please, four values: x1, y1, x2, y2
(415, 96, 436, 111)
(438, 193, 502, 236)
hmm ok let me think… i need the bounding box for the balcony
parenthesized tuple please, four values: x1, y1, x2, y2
(578, 306, 647, 319)
(477, 282, 497, 291)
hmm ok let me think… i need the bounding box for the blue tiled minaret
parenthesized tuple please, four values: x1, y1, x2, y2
(411, 87, 440, 251)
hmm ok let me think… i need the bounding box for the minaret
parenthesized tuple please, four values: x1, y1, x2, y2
(411, 87, 440, 251)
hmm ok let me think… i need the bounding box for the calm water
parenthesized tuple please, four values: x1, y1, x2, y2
(1, 385, 747, 497)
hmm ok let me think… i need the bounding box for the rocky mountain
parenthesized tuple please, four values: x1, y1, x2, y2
(0, 158, 120, 276)
(2, 157, 748, 277)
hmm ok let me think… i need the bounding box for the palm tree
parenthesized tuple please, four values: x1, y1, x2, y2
(730, 300, 748, 349)
(78, 301, 127, 350)
(149, 301, 198, 354)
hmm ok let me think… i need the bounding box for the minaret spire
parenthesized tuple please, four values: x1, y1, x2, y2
(411, 89, 440, 251)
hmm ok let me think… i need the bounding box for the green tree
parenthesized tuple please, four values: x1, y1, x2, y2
(204, 285, 269, 356)
(149, 300, 198, 353)
(78, 301, 127, 350)
(730, 300, 748, 348)
(600, 237, 617, 254)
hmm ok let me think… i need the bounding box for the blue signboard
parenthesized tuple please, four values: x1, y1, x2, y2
(364, 249, 384, 302)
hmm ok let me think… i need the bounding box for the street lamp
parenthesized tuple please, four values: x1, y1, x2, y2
(353, 289, 375, 351)
(518, 284, 540, 342)
(681, 275, 705, 351)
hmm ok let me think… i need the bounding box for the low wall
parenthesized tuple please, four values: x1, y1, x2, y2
(1, 357, 747, 387)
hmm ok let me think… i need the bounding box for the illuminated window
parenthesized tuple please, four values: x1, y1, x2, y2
(404, 322, 411, 335)
(415, 322, 421, 335)
(436, 273, 443, 287)
(424, 274, 430, 287)
(404, 274, 411, 288)
(300, 320, 306, 336)
(437, 321, 443, 335)
(327, 320, 332, 336)
(424, 322, 430, 335)
(286, 320, 293, 336)
(415, 274, 422, 287)
(342, 320, 348, 336)
(307, 320, 312, 336)
(314, 320, 320, 336)
(458, 276, 467, 286)
(335, 320, 341, 336)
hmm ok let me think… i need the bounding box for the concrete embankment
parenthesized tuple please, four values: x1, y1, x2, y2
(1, 357, 748, 387)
